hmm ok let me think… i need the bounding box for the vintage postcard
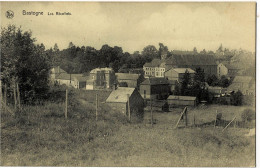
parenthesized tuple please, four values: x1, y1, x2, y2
(0, 2, 256, 167)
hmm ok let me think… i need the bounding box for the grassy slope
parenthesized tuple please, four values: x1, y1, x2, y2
(1, 95, 255, 166)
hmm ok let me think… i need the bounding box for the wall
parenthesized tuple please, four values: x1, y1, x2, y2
(217, 64, 228, 78)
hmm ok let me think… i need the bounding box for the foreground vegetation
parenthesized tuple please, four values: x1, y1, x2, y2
(1, 96, 255, 166)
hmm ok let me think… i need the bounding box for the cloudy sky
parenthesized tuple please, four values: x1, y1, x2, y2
(1, 2, 256, 53)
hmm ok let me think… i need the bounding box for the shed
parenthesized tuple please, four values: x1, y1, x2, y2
(167, 95, 197, 107)
(105, 87, 144, 122)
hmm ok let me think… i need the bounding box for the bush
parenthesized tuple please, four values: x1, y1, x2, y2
(241, 109, 255, 123)
(230, 90, 243, 106)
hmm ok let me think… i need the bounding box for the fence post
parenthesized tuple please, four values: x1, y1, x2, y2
(214, 110, 218, 129)
(65, 89, 68, 119)
(96, 93, 98, 121)
(17, 83, 21, 111)
(193, 109, 196, 126)
(127, 94, 130, 122)
(13, 82, 17, 112)
(150, 97, 153, 127)
(4, 84, 7, 113)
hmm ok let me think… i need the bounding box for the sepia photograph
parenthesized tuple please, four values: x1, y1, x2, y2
(0, 1, 256, 167)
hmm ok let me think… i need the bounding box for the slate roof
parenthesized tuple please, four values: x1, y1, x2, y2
(143, 59, 163, 67)
(106, 87, 136, 103)
(115, 73, 140, 80)
(90, 67, 113, 73)
(224, 63, 241, 70)
(166, 55, 216, 66)
(51, 66, 66, 74)
(141, 77, 169, 85)
(167, 95, 197, 101)
(74, 76, 87, 82)
(56, 73, 84, 80)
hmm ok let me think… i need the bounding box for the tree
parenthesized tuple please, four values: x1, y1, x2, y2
(173, 81, 181, 95)
(141, 45, 159, 62)
(206, 74, 219, 86)
(180, 70, 191, 95)
(1, 25, 51, 103)
(230, 90, 243, 106)
(219, 75, 230, 88)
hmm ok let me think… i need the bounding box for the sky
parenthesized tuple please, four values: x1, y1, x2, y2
(0, 2, 256, 53)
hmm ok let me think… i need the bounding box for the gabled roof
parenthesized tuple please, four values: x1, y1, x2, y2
(224, 63, 241, 70)
(141, 77, 169, 85)
(115, 73, 140, 80)
(90, 67, 113, 73)
(51, 66, 66, 74)
(167, 68, 195, 74)
(74, 76, 87, 82)
(106, 87, 136, 103)
(166, 55, 216, 66)
(56, 73, 84, 80)
(143, 59, 163, 67)
(167, 95, 197, 101)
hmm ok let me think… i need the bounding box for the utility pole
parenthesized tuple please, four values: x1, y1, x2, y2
(127, 94, 130, 122)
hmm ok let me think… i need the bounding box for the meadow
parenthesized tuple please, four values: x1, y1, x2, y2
(1, 90, 255, 166)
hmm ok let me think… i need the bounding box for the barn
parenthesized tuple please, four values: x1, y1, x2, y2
(105, 87, 144, 122)
(167, 95, 197, 107)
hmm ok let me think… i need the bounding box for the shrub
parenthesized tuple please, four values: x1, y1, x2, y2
(241, 109, 255, 123)
(230, 90, 243, 106)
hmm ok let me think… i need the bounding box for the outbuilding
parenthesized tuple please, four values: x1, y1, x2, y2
(105, 87, 144, 122)
(167, 95, 197, 107)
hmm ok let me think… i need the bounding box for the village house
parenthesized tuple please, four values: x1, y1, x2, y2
(115, 73, 144, 89)
(167, 95, 197, 107)
(217, 63, 228, 78)
(227, 76, 255, 95)
(143, 59, 168, 78)
(139, 77, 170, 100)
(165, 55, 218, 77)
(49, 66, 67, 83)
(86, 67, 116, 90)
(105, 87, 144, 122)
(50, 66, 86, 89)
(165, 68, 195, 82)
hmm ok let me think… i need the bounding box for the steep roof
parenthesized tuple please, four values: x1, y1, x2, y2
(74, 76, 87, 82)
(166, 55, 216, 66)
(224, 63, 241, 70)
(115, 73, 140, 80)
(106, 87, 136, 103)
(90, 67, 113, 73)
(143, 59, 163, 67)
(141, 77, 169, 85)
(167, 95, 197, 101)
(51, 66, 66, 74)
(56, 73, 84, 80)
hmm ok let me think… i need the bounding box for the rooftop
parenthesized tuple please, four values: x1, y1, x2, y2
(167, 95, 197, 101)
(106, 87, 136, 103)
(115, 73, 140, 80)
(141, 77, 169, 85)
(166, 55, 216, 66)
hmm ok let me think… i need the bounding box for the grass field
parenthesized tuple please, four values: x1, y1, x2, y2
(1, 94, 255, 166)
